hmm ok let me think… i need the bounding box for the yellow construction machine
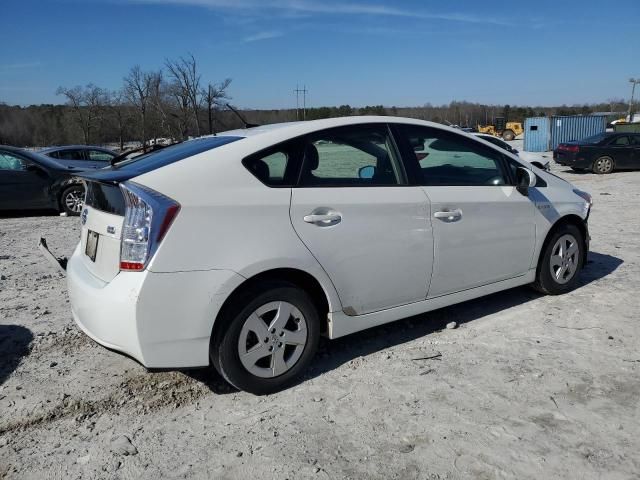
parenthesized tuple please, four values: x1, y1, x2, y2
(477, 117, 523, 141)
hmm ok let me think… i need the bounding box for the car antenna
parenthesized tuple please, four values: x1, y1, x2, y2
(226, 103, 260, 129)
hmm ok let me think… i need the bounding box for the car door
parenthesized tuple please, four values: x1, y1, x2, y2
(54, 149, 91, 169)
(0, 151, 51, 210)
(289, 123, 434, 316)
(632, 135, 640, 168)
(394, 124, 536, 298)
(607, 135, 634, 169)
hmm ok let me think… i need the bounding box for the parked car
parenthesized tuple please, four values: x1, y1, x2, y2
(0, 146, 87, 215)
(554, 133, 640, 174)
(39, 145, 117, 169)
(473, 133, 550, 171)
(61, 117, 592, 394)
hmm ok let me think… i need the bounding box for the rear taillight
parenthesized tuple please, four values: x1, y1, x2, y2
(559, 144, 580, 153)
(119, 182, 180, 272)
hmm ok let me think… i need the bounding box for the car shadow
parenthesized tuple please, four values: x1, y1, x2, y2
(185, 250, 622, 394)
(0, 209, 59, 218)
(0, 325, 34, 386)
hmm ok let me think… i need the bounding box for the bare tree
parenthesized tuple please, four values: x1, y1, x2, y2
(56, 84, 106, 144)
(123, 65, 156, 148)
(165, 54, 202, 135)
(202, 79, 232, 135)
(109, 90, 132, 151)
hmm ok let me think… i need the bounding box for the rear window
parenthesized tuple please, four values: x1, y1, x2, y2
(114, 136, 243, 172)
(581, 133, 608, 145)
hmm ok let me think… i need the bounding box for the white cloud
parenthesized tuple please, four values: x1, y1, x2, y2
(128, 0, 513, 26)
(242, 30, 284, 42)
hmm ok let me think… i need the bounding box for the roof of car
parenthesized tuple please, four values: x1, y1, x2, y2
(213, 116, 467, 141)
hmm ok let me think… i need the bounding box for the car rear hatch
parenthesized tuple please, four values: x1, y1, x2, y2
(80, 180, 127, 283)
(75, 136, 244, 283)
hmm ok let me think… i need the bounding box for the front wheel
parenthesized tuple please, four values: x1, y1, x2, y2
(533, 224, 584, 295)
(592, 156, 614, 174)
(211, 283, 320, 394)
(60, 184, 85, 216)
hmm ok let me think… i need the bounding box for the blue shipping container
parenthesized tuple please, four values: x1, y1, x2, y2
(524, 117, 550, 152)
(550, 115, 607, 150)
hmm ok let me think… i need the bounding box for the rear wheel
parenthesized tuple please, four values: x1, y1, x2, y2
(502, 129, 515, 141)
(211, 282, 320, 394)
(533, 224, 584, 295)
(592, 156, 614, 174)
(60, 184, 85, 216)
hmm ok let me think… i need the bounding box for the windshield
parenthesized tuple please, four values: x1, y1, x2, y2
(580, 133, 608, 145)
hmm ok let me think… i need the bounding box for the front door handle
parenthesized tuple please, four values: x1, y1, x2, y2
(303, 209, 342, 226)
(434, 208, 462, 222)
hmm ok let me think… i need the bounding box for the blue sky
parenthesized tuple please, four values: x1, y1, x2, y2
(1, 0, 639, 108)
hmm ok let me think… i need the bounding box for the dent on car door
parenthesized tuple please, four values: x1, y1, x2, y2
(394, 125, 536, 298)
(288, 124, 434, 316)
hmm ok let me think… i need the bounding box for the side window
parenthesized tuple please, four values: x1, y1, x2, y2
(0, 152, 26, 171)
(243, 141, 300, 187)
(56, 149, 85, 161)
(612, 136, 630, 146)
(260, 152, 287, 180)
(299, 124, 405, 187)
(398, 126, 507, 186)
(89, 150, 115, 162)
(47, 151, 60, 159)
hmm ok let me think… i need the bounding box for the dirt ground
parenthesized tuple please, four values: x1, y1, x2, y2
(1, 146, 639, 479)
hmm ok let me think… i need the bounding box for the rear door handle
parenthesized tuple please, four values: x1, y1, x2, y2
(434, 208, 462, 222)
(303, 210, 342, 226)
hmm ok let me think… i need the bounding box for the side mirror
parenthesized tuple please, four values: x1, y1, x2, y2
(511, 148, 519, 154)
(358, 165, 376, 179)
(516, 167, 536, 196)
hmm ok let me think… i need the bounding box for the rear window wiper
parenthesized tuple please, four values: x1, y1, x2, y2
(110, 142, 182, 167)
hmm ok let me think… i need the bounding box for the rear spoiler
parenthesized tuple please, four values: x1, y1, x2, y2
(38, 237, 67, 275)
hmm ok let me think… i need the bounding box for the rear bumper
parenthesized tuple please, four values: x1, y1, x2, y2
(553, 151, 591, 168)
(67, 244, 245, 368)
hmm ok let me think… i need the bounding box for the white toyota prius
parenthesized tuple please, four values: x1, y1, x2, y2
(65, 116, 592, 394)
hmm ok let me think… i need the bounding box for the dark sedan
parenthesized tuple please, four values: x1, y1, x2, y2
(554, 133, 640, 174)
(0, 146, 86, 215)
(39, 145, 117, 169)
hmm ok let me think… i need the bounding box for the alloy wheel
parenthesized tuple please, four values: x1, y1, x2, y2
(65, 189, 84, 213)
(237, 301, 308, 378)
(594, 157, 613, 174)
(549, 234, 579, 285)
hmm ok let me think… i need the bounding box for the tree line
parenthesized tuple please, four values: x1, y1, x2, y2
(0, 55, 630, 149)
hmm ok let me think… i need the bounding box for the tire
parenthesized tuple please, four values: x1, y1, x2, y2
(533, 224, 584, 295)
(60, 184, 85, 216)
(211, 282, 320, 394)
(502, 129, 515, 141)
(592, 156, 614, 174)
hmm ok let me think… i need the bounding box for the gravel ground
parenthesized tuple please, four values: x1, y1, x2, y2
(1, 149, 639, 479)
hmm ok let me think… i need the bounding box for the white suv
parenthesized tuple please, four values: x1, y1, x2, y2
(66, 116, 592, 394)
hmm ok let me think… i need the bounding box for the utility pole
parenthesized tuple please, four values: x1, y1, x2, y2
(294, 84, 308, 121)
(629, 78, 639, 122)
